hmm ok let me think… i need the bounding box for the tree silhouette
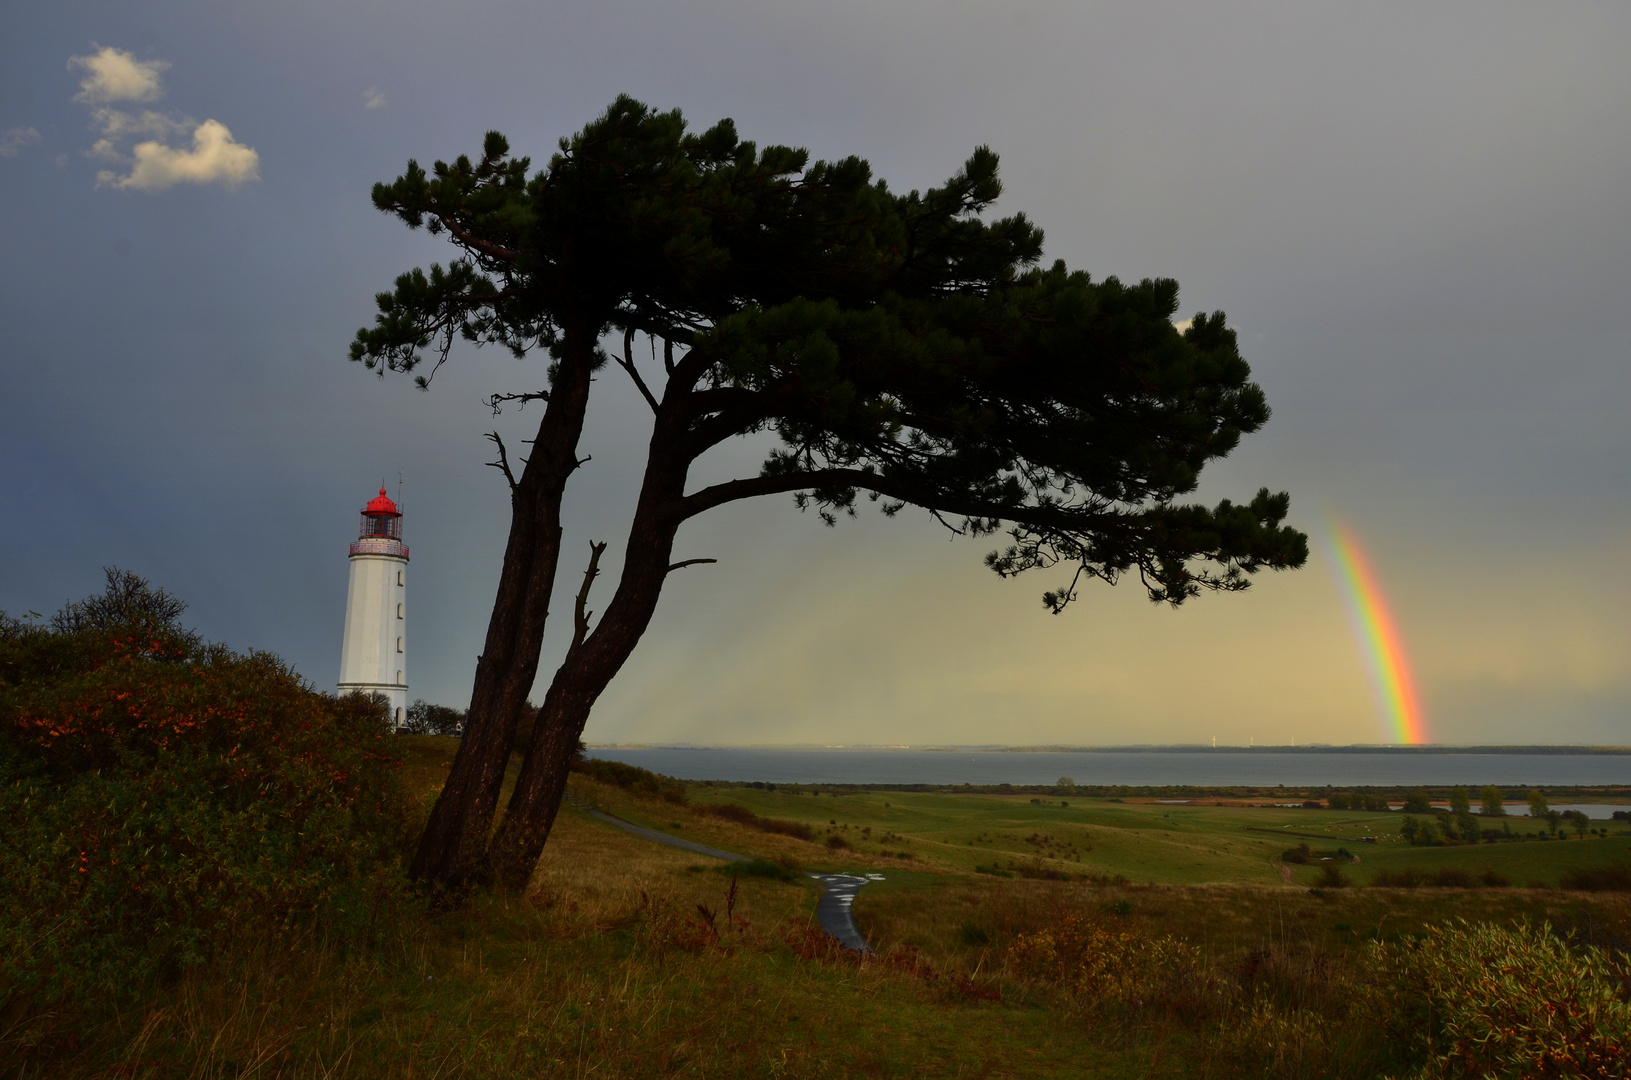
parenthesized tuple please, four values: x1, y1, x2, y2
(351, 96, 1307, 892)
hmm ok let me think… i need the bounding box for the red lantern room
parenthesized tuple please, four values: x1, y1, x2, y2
(350, 488, 408, 557)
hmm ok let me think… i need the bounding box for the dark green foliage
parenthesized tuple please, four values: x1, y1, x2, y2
(1400, 815, 1443, 846)
(0, 578, 410, 1005)
(405, 698, 465, 736)
(1528, 789, 1551, 817)
(1282, 843, 1312, 864)
(1314, 863, 1351, 889)
(351, 95, 1305, 611)
(1453, 810, 1482, 843)
(572, 756, 687, 804)
(1448, 787, 1470, 815)
(1480, 785, 1508, 816)
(1402, 791, 1432, 814)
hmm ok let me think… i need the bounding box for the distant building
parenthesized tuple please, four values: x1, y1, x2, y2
(338, 487, 408, 729)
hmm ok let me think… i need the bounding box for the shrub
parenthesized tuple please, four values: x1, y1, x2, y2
(1314, 862, 1350, 889)
(405, 698, 464, 735)
(1364, 920, 1631, 1078)
(697, 803, 815, 841)
(1561, 864, 1631, 892)
(574, 756, 687, 804)
(0, 589, 410, 1005)
(1282, 843, 1312, 865)
(1370, 868, 1510, 889)
(717, 858, 799, 882)
(1007, 912, 1218, 1016)
(826, 834, 851, 850)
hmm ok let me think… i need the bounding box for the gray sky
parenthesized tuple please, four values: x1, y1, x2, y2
(3, 1, 1628, 746)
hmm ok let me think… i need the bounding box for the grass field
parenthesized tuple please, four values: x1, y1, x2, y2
(23, 737, 1631, 1079)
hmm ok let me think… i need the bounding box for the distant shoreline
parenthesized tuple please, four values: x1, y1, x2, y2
(585, 744, 1631, 756)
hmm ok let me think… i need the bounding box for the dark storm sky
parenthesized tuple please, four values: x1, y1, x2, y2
(2, 1, 1628, 745)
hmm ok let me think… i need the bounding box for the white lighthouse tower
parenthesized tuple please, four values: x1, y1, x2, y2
(338, 487, 409, 729)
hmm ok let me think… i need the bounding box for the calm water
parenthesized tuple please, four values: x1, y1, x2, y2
(585, 748, 1631, 789)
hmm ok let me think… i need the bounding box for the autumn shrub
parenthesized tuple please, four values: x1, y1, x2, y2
(0, 605, 411, 1006)
(1006, 911, 1221, 1017)
(697, 802, 816, 841)
(573, 755, 687, 804)
(1371, 867, 1510, 889)
(1363, 920, 1631, 1078)
(1561, 864, 1631, 892)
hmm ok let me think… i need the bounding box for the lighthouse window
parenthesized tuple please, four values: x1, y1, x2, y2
(397, 570, 403, 586)
(396, 637, 403, 653)
(395, 707, 404, 727)
(397, 603, 403, 619)
(396, 670, 403, 684)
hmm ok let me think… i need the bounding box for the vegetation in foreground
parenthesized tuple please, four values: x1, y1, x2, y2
(10, 578, 1631, 1077)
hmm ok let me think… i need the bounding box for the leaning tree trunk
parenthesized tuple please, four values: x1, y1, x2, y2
(408, 326, 596, 893)
(487, 439, 693, 891)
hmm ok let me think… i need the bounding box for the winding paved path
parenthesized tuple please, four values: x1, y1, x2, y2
(564, 794, 874, 952)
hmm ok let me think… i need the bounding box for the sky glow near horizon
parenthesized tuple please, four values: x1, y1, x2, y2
(2, 2, 1629, 748)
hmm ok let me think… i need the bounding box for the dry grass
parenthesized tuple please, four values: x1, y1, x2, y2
(20, 744, 1631, 1078)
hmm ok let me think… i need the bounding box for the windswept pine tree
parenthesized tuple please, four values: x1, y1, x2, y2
(351, 96, 1308, 893)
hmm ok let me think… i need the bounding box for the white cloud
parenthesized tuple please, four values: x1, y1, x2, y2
(1171, 317, 1194, 333)
(69, 46, 167, 105)
(99, 119, 259, 191)
(86, 108, 191, 161)
(0, 127, 41, 157)
(364, 88, 387, 110)
(68, 46, 259, 193)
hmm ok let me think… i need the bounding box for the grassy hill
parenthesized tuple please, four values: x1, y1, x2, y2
(16, 735, 1631, 1078)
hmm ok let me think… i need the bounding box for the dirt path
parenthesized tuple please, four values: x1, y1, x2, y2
(565, 794, 874, 951)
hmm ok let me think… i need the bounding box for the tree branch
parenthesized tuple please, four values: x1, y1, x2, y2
(678, 468, 1073, 529)
(485, 390, 550, 416)
(437, 214, 520, 263)
(666, 558, 717, 573)
(619, 328, 661, 414)
(568, 541, 609, 659)
(484, 431, 519, 494)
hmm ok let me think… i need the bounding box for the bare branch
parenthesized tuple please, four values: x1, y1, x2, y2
(619, 327, 661, 413)
(666, 558, 718, 573)
(568, 541, 609, 658)
(484, 431, 518, 494)
(663, 336, 675, 375)
(485, 389, 550, 416)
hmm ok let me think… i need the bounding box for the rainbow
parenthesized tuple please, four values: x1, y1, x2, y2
(1326, 522, 1430, 744)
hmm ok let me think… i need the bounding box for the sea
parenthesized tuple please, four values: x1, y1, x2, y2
(585, 747, 1631, 792)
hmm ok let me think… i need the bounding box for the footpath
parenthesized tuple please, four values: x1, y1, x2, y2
(563, 794, 875, 952)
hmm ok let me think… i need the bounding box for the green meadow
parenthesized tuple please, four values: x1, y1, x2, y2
(597, 776, 1631, 891)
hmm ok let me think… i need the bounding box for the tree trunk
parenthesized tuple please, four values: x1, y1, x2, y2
(408, 324, 595, 893)
(487, 439, 691, 891)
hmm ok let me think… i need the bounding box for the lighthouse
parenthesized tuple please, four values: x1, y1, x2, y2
(338, 487, 409, 729)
